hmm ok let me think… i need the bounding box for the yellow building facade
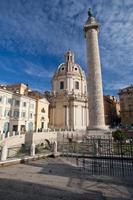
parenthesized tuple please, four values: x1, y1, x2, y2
(0, 84, 49, 135)
(35, 98, 49, 131)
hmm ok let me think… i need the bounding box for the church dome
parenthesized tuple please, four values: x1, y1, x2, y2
(53, 50, 85, 79)
(52, 50, 87, 95)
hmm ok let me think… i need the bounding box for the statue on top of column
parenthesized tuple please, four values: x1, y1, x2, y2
(88, 8, 93, 18)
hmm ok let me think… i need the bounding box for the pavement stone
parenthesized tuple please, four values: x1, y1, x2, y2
(0, 157, 132, 200)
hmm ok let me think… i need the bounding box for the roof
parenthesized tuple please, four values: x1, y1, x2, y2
(53, 51, 86, 79)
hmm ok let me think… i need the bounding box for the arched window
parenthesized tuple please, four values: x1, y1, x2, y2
(41, 117, 45, 121)
(75, 81, 79, 89)
(41, 108, 45, 113)
(3, 122, 9, 134)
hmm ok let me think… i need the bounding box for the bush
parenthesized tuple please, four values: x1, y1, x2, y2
(112, 130, 127, 141)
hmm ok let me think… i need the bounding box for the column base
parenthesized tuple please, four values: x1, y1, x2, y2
(88, 124, 108, 130)
(53, 152, 61, 158)
(86, 128, 111, 138)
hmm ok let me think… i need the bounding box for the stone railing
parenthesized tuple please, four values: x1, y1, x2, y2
(0, 129, 86, 143)
(0, 130, 58, 162)
(0, 129, 55, 141)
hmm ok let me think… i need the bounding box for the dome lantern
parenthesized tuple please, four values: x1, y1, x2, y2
(65, 50, 74, 63)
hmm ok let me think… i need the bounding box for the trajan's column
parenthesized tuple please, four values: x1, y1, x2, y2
(84, 9, 107, 132)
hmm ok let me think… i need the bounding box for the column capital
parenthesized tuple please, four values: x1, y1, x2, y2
(84, 13, 100, 37)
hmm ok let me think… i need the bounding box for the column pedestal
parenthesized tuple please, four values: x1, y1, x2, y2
(1, 145, 8, 161)
(30, 143, 35, 157)
(53, 141, 60, 157)
(86, 129, 111, 138)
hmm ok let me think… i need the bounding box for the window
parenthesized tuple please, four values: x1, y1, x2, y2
(20, 125, 25, 131)
(41, 122, 44, 129)
(16, 89, 20, 93)
(28, 122, 33, 131)
(4, 110, 10, 117)
(15, 100, 20, 106)
(41, 117, 45, 120)
(13, 110, 19, 118)
(0, 107, 2, 116)
(12, 125, 18, 132)
(21, 112, 26, 118)
(41, 108, 45, 113)
(6, 98, 12, 104)
(84, 85, 86, 92)
(75, 81, 79, 89)
(8, 98, 12, 104)
(3, 122, 9, 133)
(62, 67, 64, 70)
(29, 113, 33, 119)
(23, 102, 27, 107)
(60, 81, 64, 89)
(0, 96, 3, 103)
(30, 103, 34, 109)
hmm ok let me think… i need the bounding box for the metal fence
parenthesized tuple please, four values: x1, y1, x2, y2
(58, 137, 133, 177)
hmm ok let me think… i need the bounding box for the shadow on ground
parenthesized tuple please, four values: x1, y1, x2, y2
(26, 157, 133, 187)
(0, 177, 103, 200)
(0, 157, 132, 200)
(24, 157, 133, 200)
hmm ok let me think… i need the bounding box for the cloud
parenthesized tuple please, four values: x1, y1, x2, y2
(0, 54, 54, 80)
(0, 56, 18, 73)
(0, 0, 87, 57)
(0, 0, 132, 94)
(24, 62, 53, 78)
(105, 82, 130, 91)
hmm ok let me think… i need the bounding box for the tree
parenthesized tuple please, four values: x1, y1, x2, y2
(112, 130, 127, 141)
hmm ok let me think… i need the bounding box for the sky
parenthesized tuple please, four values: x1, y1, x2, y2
(0, 0, 132, 96)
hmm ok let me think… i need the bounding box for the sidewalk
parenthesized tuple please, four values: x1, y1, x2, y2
(0, 157, 132, 200)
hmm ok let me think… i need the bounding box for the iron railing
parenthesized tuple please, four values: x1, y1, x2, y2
(58, 137, 133, 177)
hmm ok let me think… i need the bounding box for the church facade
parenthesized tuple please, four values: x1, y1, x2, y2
(49, 50, 89, 130)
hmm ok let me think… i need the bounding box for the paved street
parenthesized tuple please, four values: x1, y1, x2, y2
(0, 157, 133, 200)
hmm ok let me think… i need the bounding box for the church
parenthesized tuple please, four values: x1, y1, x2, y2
(49, 50, 89, 130)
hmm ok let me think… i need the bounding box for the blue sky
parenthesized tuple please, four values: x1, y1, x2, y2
(0, 0, 132, 96)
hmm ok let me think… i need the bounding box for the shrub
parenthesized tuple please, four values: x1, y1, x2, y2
(112, 130, 127, 141)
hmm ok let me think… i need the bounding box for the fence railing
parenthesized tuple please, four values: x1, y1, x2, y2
(58, 137, 133, 177)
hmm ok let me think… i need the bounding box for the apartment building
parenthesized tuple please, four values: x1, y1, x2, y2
(0, 83, 49, 135)
(119, 85, 133, 126)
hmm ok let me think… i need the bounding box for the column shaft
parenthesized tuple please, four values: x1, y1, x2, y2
(86, 27, 106, 130)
